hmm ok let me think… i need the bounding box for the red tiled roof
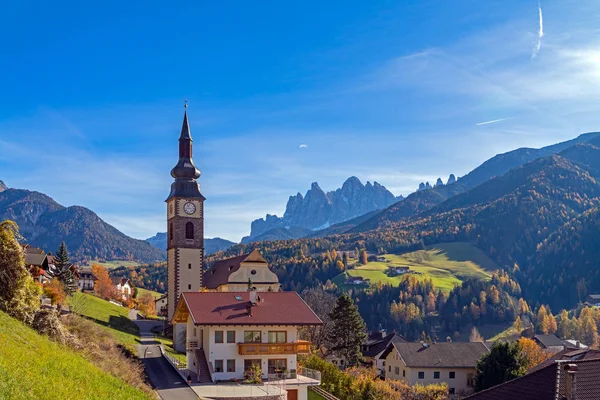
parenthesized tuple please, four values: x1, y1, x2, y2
(178, 291, 322, 326)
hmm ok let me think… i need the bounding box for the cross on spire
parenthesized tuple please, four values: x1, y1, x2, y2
(184, 98, 188, 108)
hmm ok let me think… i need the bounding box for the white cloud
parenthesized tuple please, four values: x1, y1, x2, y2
(476, 118, 512, 126)
(532, 2, 544, 59)
(299, 144, 308, 148)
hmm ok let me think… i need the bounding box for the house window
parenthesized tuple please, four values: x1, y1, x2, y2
(418, 371, 425, 379)
(244, 331, 261, 343)
(169, 223, 173, 240)
(214, 359, 223, 372)
(394, 366, 400, 375)
(403, 369, 406, 377)
(268, 331, 287, 343)
(244, 359, 261, 372)
(215, 331, 224, 343)
(449, 388, 455, 395)
(227, 359, 235, 372)
(188, 284, 191, 290)
(185, 222, 194, 239)
(227, 331, 236, 343)
(388, 366, 391, 372)
(449, 371, 455, 379)
(188, 263, 191, 269)
(268, 359, 287, 374)
(434, 371, 440, 379)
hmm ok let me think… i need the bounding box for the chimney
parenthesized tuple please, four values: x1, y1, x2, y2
(249, 290, 258, 305)
(564, 363, 578, 400)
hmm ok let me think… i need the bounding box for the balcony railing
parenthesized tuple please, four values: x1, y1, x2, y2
(267, 367, 321, 385)
(186, 340, 199, 351)
(237, 340, 311, 355)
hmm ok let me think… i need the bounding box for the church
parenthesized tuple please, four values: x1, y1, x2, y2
(165, 107, 322, 400)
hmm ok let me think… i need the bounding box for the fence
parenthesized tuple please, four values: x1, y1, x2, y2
(309, 386, 339, 400)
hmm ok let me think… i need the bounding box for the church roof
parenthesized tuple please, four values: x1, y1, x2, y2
(203, 249, 268, 289)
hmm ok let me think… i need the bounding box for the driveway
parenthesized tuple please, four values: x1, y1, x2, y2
(129, 310, 198, 400)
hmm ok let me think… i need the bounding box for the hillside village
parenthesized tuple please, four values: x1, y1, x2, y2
(2, 108, 600, 400)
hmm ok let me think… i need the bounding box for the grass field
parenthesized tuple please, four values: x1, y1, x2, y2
(308, 389, 327, 400)
(136, 287, 163, 299)
(0, 310, 151, 400)
(69, 293, 140, 351)
(82, 260, 140, 269)
(333, 242, 497, 292)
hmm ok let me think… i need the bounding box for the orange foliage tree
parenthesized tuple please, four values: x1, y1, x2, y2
(136, 293, 156, 317)
(91, 263, 114, 300)
(517, 337, 552, 370)
(44, 278, 67, 307)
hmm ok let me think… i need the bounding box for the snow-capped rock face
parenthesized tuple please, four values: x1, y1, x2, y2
(243, 177, 401, 242)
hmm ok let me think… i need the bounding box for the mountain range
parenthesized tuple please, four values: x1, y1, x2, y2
(145, 232, 235, 254)
(0, 186, 165, 263)
(242, 177, 403, 243)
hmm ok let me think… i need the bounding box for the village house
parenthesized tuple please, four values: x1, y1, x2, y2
(24, 247, 52, 284)
(381, 341, 489, 397)
(465, 356, 600, 400)
(533, 334, 569, 353)
(203, 249, 281, 292)
(361, 330, 408, 377)
(111, 277, 133, 300)
(172, 290, 322, 400)
(155, 294, 168, 317)
(77, 267, 97, 291)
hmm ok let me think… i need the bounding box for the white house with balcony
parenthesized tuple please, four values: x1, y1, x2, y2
(172, 290, 322, 400)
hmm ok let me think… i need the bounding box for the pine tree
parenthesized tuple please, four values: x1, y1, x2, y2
(327, 294, 367, 367)
(54, 241, 77, 295)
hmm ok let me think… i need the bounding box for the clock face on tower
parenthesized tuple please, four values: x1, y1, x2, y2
(183, 202, 196, 215)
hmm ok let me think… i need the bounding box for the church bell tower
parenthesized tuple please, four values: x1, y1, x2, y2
(166, 105, 205, 321)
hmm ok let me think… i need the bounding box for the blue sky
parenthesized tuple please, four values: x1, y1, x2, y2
(2, 0, 600, 242)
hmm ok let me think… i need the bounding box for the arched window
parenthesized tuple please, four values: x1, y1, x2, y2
(169, 223, 173, 240)
(185, 222, 194, 240)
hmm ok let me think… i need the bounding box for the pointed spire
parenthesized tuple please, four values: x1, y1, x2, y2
(180, 108, 192, 141)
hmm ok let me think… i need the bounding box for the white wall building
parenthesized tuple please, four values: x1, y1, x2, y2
(173, 291, 322, 400)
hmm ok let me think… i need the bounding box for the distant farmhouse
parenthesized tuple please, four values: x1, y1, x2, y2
(388, 266, 410, 275)
(24, 246, 53, 285)
(585, 294, 600, 306)
(344, 275, 370, 285)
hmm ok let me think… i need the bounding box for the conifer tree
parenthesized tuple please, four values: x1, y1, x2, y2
(54, 241, 77, 295)
(474, 342, 527, 392)
(327, 294, 366, 367)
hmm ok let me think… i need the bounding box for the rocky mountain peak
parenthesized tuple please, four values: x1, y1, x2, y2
(447, 174, 456, 184)
(244, 176, 401, 242)
(435, 178, 444, 187)
(0, 180, 7, 192)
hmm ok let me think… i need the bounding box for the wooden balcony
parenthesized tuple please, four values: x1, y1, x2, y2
(186, 340, 199, 351)
(238, 340, 311, 355)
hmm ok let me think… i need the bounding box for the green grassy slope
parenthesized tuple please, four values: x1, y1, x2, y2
(333, 242, 497, 292)
(136, 287, 163, 299)
(69, 293, 140, 351)
(0, 311, 151, 400)
(82, 260, 140, 269)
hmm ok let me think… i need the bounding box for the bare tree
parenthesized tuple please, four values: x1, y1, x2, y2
(299, 287, 337, 356)
(470, 326, 484, 342)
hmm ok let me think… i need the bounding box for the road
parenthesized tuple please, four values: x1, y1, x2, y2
(129, 310, 198, 400)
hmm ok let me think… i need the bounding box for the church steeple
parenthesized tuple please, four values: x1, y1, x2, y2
(166, 106, 205, 200)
